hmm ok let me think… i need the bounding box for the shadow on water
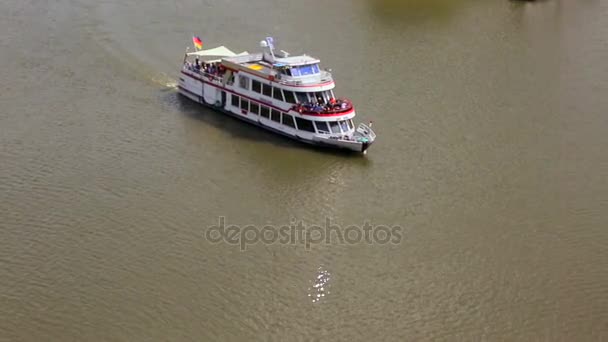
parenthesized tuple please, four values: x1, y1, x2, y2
(159, 89, 373, 160)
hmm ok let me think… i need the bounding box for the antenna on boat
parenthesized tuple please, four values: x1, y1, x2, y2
(183, 46, 189, 64)
(261, 37, 276, 63)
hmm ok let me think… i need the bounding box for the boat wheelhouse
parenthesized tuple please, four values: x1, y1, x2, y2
(177, 37, 376, 153)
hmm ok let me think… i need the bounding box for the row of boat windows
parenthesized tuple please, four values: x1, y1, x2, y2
(238, 75, 333, 104)
(231, 95, 353, 134)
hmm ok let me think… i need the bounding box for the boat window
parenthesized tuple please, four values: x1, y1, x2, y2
(297, 64, 318, 76)
(231, 95, 239, 107)
(252, 80, 261, 93)
(295, 92, 308, 103)
(239, 76, 249, 90)
(260, 106, 270, 119)
(283, 91, 296, 104)
(314, 121, 330, 134)
(250, 102, 260, 115)
(273, 87, 284, 101)
(347, 119, 354, 130)
(283, 114, 295, 129)
(240, 99, 249, 111)
(262, 84, 272, 97)
(339, 120, 349, 132)
(291, 68, 300, 77)
(314, 92, 326, 103)
(329, 121, 341, 134)
(295, 117, 315, 132)
(312, 64, 320, 73)
(227, 74, 235, 85)
(271, 109, 281, 123)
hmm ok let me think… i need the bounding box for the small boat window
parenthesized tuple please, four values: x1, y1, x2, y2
(273, 87, 284, 101)
(347, 119, 354, 130)
(271, 109, 281, 123)
(231, 95, 239, 107)
(240, 99, 249, 111)
(283, 114, 296, 129)
(291, 68, 300, 77)
(283, 91, 296, 104)
(295, 92, 308, 103)
(329, 121, 341, 134)
(295, 118, 315, 132)
(260, 106, 270, 119)
(314, 92, 326, 103)
(262, 84, 272, 97)
(250, 102, 260, 115)
(315, 121, 330, 134)
(239, 76, 249, 90)
(252, 80, 261, 93)
(339, 120, 349, 132)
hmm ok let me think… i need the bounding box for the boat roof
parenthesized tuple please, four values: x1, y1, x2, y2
(218, 51, 319, 77)
(273, 55, 320, 66)
(187, 46, 249, 62)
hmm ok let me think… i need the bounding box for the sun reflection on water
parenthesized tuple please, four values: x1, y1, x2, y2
(307, 267, 331, 303)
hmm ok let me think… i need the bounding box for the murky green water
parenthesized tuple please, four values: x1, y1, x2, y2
(1, 0, 607, 340)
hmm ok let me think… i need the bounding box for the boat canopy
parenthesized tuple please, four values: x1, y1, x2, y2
(187, 46, 249, 62)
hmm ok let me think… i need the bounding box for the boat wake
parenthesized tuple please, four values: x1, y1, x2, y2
(150, 72, 178, 90)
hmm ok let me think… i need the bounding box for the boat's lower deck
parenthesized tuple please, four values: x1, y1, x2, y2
(178, 86, 371, 153)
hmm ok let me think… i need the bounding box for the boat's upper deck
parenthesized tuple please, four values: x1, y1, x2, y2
(221, 50, 333, 87)
(185, 38, 334, 87)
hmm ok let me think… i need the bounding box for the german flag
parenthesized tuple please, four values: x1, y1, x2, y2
(192, 36, 203, 50)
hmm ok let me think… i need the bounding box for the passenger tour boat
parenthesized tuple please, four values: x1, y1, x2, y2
(178, 36, 376, 153)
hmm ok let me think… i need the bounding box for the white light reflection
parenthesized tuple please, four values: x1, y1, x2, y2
(307, 266, 331, 303)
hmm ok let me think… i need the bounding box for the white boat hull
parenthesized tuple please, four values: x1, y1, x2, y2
(177, 70, 374, 153)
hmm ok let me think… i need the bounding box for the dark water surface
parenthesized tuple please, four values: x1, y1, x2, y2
(1, 0, 607, 340)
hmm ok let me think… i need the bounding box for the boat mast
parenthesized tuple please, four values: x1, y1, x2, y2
(266, 36, 276, 61)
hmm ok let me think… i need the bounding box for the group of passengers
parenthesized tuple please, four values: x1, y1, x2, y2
(295, 97, 349, 114)
(185, 58, 226, 78)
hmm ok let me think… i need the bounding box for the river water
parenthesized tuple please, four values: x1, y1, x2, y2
(1, 0, 607, 340)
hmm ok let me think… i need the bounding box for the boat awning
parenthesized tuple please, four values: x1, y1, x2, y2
(186, 46, 249, 62)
